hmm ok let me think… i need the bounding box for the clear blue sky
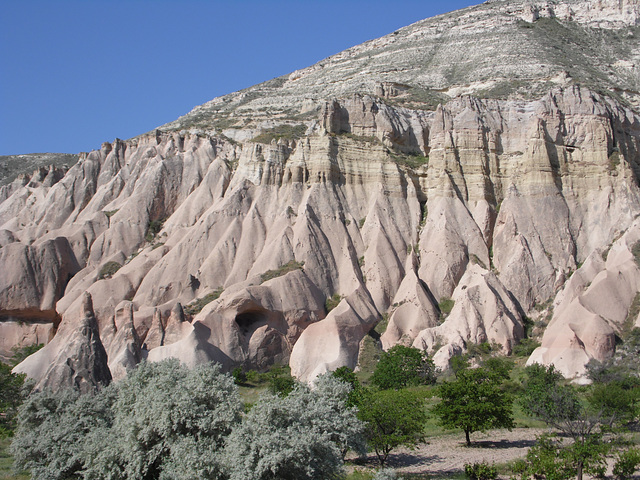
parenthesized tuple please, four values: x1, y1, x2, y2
(1, 0, 480, 155)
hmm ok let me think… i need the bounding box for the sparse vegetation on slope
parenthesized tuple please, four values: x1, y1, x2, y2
(184, 287, 224, 315)
(98, 261, 121, 280)
(251, 124, 307, 144)
(0, 153, 78, 186)
(260, 260, 304, 283)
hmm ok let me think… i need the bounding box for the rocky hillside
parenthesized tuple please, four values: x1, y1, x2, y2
(2, 0, 640, 389)
(0, 153, 78, 186)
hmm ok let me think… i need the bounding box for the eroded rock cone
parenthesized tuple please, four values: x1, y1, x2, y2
(163, 302, 188, 345)
(107, 302, 142, 381)
(35, 292, 112, 393)
(144, 308, 165, 349)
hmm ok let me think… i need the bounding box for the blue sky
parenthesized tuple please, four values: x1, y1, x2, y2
(1, 1, 480, 155)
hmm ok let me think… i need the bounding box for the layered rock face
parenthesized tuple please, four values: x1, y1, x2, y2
(3, 0, 640, 386)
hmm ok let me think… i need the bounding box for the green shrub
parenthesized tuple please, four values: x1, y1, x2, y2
(245, 370, 261, 384)
(145, 218, 165, 242)
(371, 345, 437, 390)
(390, 152, 429, 170)
(326, 294, 343, 313)
(260, 260, 304, 283)
(609, 150, 621, 171)
(613, 447, 640, 479)
(98, 261, 121, 280)
(268, 365, 296, 397)
(10, 343, 44, 366)
(469, 253, 487, 269)
(231, 367, 247, 385)
(467, 341, 494, 358)
(464, 461, 498, 480)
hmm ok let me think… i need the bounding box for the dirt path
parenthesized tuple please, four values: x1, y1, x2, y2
(351, 427, 547, 477)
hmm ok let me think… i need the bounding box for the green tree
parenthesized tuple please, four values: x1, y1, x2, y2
(519, 364, 582, 428)
(588, 379, 640, 428)
(223, 376, 364, 480)
(267, 364, 296, 396)
(433, 366, 514, 446)
(371, 345, 437, 390)
(357, 388, 427, 466)
(514, 433, 609, 480)
(332, 366, 365, 408)
(0, 363, 26, 434)
(519, 364, 613, 480)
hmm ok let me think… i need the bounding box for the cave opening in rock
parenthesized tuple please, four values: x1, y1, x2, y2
(235, 310, 268, 336)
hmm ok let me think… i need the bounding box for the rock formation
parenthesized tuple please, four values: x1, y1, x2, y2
(2, 0, 640, 385)
(13, 293, 111, 392)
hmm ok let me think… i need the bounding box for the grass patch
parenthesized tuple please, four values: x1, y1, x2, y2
(184, 287, 224, 316)
(98, 261, 122, 280)
(251, 124, 306, 144)
(260, 260, 305, 283)
(0, 437, 29, 480)
(624, 292, 640, 335)
(632, 242, 640, 267)
(355, 334, 383, 386)
(325, 294, 343, 313)
(103, 209, 118, 218)
(375, 313, 390, 336)
(439, 298, 455, 317)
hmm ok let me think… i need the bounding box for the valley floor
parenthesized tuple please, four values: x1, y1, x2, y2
(349, 427, 640, 479)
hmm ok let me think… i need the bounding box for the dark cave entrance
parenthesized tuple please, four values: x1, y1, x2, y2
(235, 310, 269, 336)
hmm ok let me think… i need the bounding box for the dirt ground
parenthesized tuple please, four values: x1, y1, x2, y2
(350, 427, 546, 477)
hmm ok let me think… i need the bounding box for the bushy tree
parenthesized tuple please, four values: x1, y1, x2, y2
(223, 376, 364, 480)
(12, 387, 115, 480)
(519, 364, 615, 480)
(0, 363, 26, 434)
(267, 364, 296, 397)
(513, 433, 609, 480)
(433, 366, 514, 446)
(357, 388, 427, 466)
(84, 359, 242, 480)
(332, 366, 365, 408)
(519, 364, 582, 429)
(371, 345, 437, 390)
(13, 359, 242, 480)
(588, 379, 640, 428)
(613, 447, 640, 479)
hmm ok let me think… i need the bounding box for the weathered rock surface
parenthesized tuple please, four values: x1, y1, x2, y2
(13, 293, 111, 392)
(5, 0, 640, 384)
